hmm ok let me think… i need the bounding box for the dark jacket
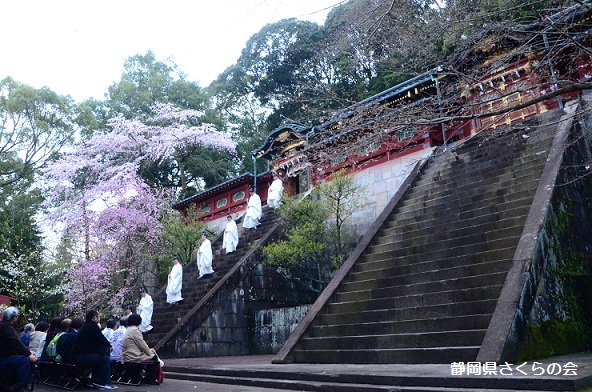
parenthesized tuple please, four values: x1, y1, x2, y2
(56, 328, 78, 363)
(0, 320, 31, 358)
(70, 322, 110, 357)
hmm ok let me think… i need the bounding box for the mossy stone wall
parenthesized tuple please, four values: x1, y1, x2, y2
(518, 119, 592, 360)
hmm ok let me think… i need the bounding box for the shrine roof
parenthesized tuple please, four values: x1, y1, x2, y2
(254, 70, 438, 160)
(172, 171, 272, 211)
(253, 1, 591, 163)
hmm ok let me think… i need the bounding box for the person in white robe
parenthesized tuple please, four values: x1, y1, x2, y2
(242, 188, 262, 230)
(166, 255, 183, 305)
(222, 215, 239, 253)
(137, 288, 153, 333)
(267, 173, 284, 209)
(197, 232, 214, 278)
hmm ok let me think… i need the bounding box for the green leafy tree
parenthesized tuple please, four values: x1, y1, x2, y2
(0, 77, 74, 187)
(262, 196, 329, 292)
(106, 51, 210, 120)
(160, 205, 206, 267)
(0, 177, 43, 257)
(318, 170, 365, 267)
(209, 91, 269, 175)
(0, 78, 72, 319)
(210, 19, 326, 130)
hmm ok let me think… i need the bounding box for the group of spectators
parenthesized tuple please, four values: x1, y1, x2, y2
(0, 306, 161, 392)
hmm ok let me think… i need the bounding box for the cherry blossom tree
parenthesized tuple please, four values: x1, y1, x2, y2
(43, 103, 236, 314)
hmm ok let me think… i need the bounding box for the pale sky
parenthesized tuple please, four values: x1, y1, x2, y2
(1, 0, 342, 102)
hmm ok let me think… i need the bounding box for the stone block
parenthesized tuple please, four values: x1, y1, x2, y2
(212, 343, 230, 357)
(232, 327, 246, 342)
(224, 313, 238, 327)
(228, 342, 243, 356)
(373, 180, 387, 194)
(200, 342, 213, 357)
(221, 327, 233, 342)
(352, 208, 374, 226)
(376, 191, 388, 207)
(363, 194, 377, 205)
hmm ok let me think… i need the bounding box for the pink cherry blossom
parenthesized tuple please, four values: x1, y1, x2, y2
(44, 103, 236, 312)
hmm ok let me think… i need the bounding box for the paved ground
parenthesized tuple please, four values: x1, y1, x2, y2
(33, 379, 298, 392)
(33, 351, 592, 391)
(164, 352, 592, 383)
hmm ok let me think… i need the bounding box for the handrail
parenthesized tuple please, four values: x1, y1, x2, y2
(153, 205, 282, 353)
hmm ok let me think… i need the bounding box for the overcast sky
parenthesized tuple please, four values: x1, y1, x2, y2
(1, 0, 342, 102)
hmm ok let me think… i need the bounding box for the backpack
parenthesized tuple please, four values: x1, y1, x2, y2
(46, 332, 64, 362)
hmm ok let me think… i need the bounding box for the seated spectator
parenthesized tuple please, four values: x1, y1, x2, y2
(18, 324, 34, 347)
(55, 318, 83, 364)
(45, 318, 70, 362)
(70, 310, 117, 391)
(121, 314, 160, 385)
(39, 317, 62, 362)
(29, 321, 49, 357)
(102, 319, 118, 342)
(109, 317, 127, 362)
(0, 306, 37, 392)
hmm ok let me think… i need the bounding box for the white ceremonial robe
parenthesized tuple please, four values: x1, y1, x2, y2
(166, 263, 183, 304)
(138, 294, 153, 332)
(197, 238, 214, 277)
(223, 220, 239, 253)
(267, 178, 284, 209)
(242, 193, 262, 229)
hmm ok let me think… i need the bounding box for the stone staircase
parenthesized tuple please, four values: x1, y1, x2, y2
(284, 115, 561, 364)
(144, 205, 281, 352)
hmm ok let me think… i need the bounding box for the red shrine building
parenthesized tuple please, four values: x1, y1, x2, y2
(173, 5, 591, 234)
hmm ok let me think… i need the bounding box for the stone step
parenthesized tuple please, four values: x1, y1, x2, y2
(327, 285, 502, 313)
(341, 271, 508, 299)
(293, 346, 481, 364)
(392, 188, 537, 224)
(147, 213, 281, 350)
(347, 259, 512, 292)
(362, 243, 515, 268)
(407, 151, 548, 198)
(399, 173, 541, 215)
(318, 298, 498, 325)
(367, 224, 524, 256)
(421, 139, 549, 175)
(422, 130, 554, 174)
(166, 370, 556, 392)
(384, 200, 532, 233)
(310, 313, 493, 337)
(375, 214, 526, 246)
(301, 329, 487, 350)
(363, 236, 518, 265)
(163, 352, 582, 391)
(413, 145, 550, 189)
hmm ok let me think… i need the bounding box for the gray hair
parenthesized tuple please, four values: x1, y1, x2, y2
(2, 306, 19, 321)
(24, 323, 34, 332)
